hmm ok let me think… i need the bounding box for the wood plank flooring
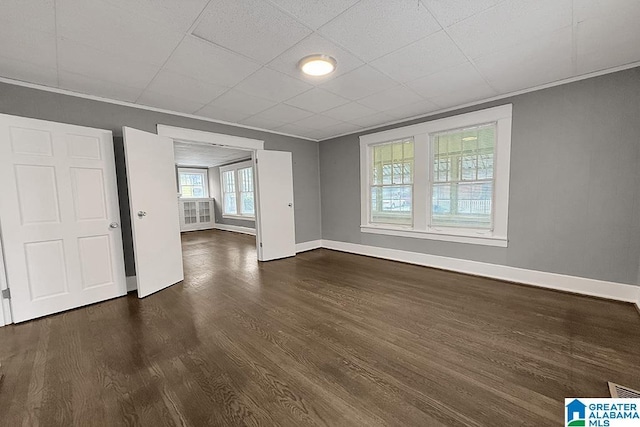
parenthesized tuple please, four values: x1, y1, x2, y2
(1, 229, 639, 426)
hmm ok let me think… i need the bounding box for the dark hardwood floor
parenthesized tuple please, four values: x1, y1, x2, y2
(1, 229, 639, 426)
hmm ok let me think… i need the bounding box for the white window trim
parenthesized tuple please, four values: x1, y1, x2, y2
(178, 167, 209, 198)
(359, 104, 512, 247)
(220, 160, 255, 219)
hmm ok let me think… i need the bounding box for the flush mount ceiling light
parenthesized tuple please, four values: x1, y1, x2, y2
(298, 54, 337, 77)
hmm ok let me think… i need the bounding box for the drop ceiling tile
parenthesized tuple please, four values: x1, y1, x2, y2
(274, 122, 316, 137)
(267, 0, 360, 29)
(317, 121, 364, 139)
(319, 0, 441, 61)
(193, 0, 312, 63)
(58, 71, 143, 102)
(163, 36, 261, 88)
(57, 38, 160, 89)
(146, 70, 229, 106)
(0, 25, 56, 69)
(0, 56, 58, 86)
(100, 0, 208, 33)
(371, 31, 468, 83)
(0, 0, 55, 33)
(357, 85, 424, 112)
(421, 0, 506, 27)
(207, 89, 277, 116)
(475, 26, 573, 93)
(576, 1, 640, 74)
(293, 114, 344, 130)
(429, 84, 496, 110)
(195, 104, 252, 123)
(268, 33, 364, 81)
(234, 68, 313, 103)
(249, 104, 314, 123)
(447, 0, 572, 59)
(241, 115, 287, 130)
(348, 112, 397, 128)
(407, 62, 492, 100)
(57, 0, 183, 66)
(285, 88, 349, 113)
(382, 99, 440, 120)
(319, 65, 397, 101)
(322, 102, 378, 121)
(137, 91, 206, 114)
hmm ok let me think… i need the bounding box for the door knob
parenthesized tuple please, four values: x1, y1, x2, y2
(137, 211, 147, 218)
(109, 222, 120, 229)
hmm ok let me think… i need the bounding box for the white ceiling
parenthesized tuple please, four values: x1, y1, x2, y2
(1, 0, 639, 141)
(174, 140, 251, 168)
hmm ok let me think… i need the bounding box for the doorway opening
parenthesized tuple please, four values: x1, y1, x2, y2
(174, 139, 258, 258)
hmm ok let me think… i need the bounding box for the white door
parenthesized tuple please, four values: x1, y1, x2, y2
(254, 150, 296, 261)
(122, 127, 183, 298)
(0, 114, 126, 323)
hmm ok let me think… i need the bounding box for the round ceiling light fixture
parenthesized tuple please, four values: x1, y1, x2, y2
(298, 54, 337, 77)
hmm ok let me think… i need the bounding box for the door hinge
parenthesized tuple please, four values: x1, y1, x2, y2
(259, 242, 263, 247)
(255, 158, 258, 164)
(1, 288, 10, 299)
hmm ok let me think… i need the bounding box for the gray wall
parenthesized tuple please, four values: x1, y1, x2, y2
(208, 165, 256, 229)
(0, 82, 322, 276)
(320, 67, 640, 286)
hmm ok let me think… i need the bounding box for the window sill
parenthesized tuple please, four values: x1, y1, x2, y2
(360, 225, 508, 247)
(222, 215, 255, 221)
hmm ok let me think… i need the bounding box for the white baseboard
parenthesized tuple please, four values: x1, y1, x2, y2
(126, 276, 137, 292)
(322, 240, 640, 304)
(180, 225, 215, 233)
(213, 224, 256, 236)
(296, 240, 322, 253)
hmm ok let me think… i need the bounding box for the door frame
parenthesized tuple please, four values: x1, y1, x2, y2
(156, 125, 266, 257)
(0, 235, 9, 326)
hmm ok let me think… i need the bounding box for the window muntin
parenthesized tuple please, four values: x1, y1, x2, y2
(220, 161, 255, 219)
(178, 168, 208, 198)
(430, 123, 495, 230)
(238, 167, 255, 216)
(222, 170, 237, 215)
(370, 138, 414, 226)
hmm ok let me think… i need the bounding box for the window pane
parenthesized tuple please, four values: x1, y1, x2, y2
(430, 123, 495, 230)
(178, 170, 207, 198)
(370, 138, 414, 226)
(240, 192, 254, 215)
(371, 185, 412, 225)
(224, 193, 237, 215)
(238, 167, 253, 192)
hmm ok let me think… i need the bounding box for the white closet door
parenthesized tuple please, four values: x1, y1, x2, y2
(122, 127, 183, 298)
(254, 150, 296, 261)
(0, 114, 127, 323)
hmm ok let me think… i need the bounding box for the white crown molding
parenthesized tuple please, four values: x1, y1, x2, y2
(321, 239, 640, 305)
(0, 76, 318, 142)
(321, 60, 640, 141)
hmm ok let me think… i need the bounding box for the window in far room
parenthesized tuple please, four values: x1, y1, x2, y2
(220, 160, 255, 219)
(178, 168, 208, 198)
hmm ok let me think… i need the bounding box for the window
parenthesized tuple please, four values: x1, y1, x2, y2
(178, 168, 208, 198)
(360, 105, 512, 247)
(370, 138, 414, 226)
(220, 160, 255, 218)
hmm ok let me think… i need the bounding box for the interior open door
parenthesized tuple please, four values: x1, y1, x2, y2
(123, 127, 183, 298)
(254, 150, 295, 261)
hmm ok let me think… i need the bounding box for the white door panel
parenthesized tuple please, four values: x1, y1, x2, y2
(0, 114, 127, 323)
(122, 127, 183, 298)
(254, 150, 296, 261)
